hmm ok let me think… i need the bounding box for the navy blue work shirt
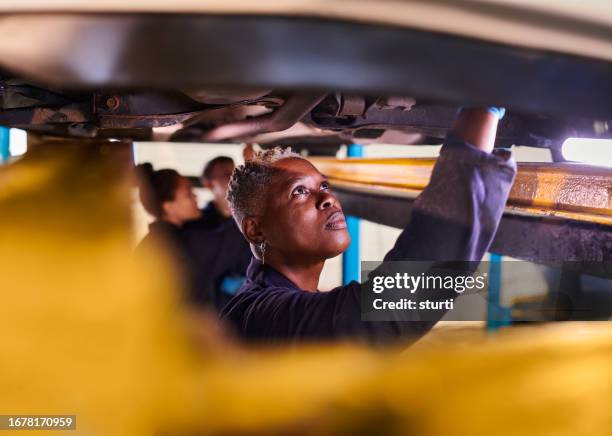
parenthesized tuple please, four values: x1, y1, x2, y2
(181, 201, 252, 311)
(220, 135, 517, 344)
(193, 201, 230, 230)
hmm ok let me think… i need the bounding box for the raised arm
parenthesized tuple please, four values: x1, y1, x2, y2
(329, 107, 517, 343)
(379, 107, 515, 263)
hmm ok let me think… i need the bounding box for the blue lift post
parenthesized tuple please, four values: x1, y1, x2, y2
(342, 144, 363, 285)
(0, 127, 10, 164)
(486, 253, 512, 331)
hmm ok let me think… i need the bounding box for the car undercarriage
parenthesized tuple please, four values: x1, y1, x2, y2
(0, 12, 611, 157)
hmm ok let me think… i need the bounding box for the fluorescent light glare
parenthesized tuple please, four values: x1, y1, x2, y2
(561, 138, 612, 167)
(9, 128, 27, 156)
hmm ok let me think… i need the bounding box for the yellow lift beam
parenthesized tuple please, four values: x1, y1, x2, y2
(310, 157, 612, 226)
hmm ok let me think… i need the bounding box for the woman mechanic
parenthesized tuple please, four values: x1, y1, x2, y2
(220, 107, 516, 344)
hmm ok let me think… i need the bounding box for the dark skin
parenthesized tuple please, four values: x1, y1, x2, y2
(242, 108, 500, 292)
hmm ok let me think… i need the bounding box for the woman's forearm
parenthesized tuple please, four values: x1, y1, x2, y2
(379, 107, 516, 262)
(452, 108, 501, 153)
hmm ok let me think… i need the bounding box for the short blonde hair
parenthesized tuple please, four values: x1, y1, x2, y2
(226, 147, 302, 227)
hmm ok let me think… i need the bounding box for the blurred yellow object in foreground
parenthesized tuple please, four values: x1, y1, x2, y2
(0, 138, 611, 435)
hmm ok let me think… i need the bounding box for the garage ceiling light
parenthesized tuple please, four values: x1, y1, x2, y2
(561, 138, 612, 167)
(9, 128, 27, 157)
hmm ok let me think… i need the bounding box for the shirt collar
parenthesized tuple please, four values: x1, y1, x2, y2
(203, 200, 220, 216)
(246, 257, 300, 290)
(203, 201, 231, 222)
(148, 220, 180, 235)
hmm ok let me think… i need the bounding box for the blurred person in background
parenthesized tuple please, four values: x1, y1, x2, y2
(135, 163, 202, 253)
(196, 147, 254, 227)
(195, 156, 235, 229)
(221, 107, 516, 344)
(134, 163, 202, 297)
(181, 155, 251, 312)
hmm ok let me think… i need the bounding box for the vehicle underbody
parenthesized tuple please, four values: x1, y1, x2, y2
(0, 13, 611, 156)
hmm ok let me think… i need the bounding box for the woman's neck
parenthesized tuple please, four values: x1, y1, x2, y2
(267, 259, 325, 292)
(162, 216, 182, 227)
(213, 198, 232, 218)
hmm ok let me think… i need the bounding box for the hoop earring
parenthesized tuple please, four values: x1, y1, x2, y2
(259, 241, 268, 265)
